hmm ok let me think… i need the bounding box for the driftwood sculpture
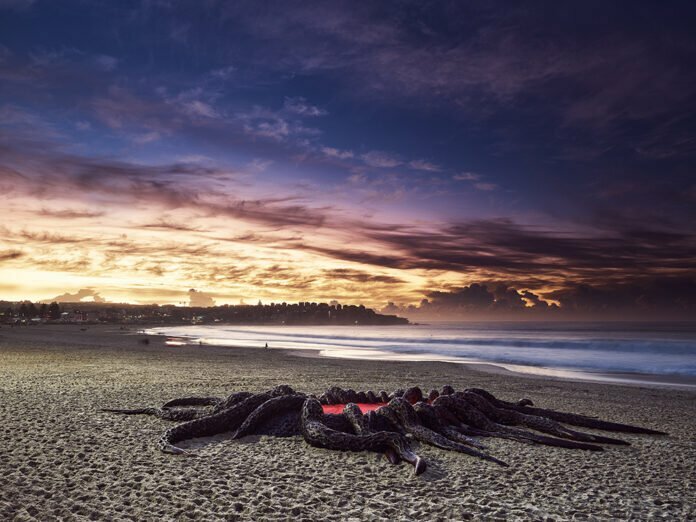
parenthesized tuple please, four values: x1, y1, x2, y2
(102, 385, 665, 475)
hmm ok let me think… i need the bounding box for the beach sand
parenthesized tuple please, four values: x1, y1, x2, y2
(0, 324, 694, 521)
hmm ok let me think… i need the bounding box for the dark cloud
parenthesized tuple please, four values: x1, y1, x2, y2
(381, 282, 554, 320)
(13, 229, 89, 244)
(298, 244, 408, 270)
(3, 129, 696, 312)
(32, 256, 93, 273)
(0, 133, 330, 230)
(322, 268, 403, 284)
(38, 208, 105, 219)
(208, 232, 305, 246)
(0, 226, 91, 246)
(520, 290, 550, 309)
(384, 276, 696, 320)
(297, 218, 696, 283)
(217, 2, 696, 133)
(546, 277, 696, 317)
(139, 221, 205, 233)
(91, 85, 184, 137)
(425, 284, 496, 311)
(422, 284, 545, 313)
(0, 249, 23, 262)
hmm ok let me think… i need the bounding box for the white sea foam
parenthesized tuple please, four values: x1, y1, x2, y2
(146, 322, 696, 384)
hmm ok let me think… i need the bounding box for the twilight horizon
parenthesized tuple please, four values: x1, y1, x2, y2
(1, 2, 695, 321)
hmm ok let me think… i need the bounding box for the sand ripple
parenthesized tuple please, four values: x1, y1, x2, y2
(0, 325, 694, 520)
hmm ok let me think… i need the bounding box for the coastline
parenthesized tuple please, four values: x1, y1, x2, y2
(1, 324, 694, 520)
(151, 327, 696, 391)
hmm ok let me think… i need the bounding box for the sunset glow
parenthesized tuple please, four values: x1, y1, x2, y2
(1, 2, 695, 319)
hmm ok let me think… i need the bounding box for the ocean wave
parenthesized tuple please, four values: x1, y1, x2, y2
(147, 323, 696, 377)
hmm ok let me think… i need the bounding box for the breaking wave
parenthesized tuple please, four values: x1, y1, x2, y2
(146, 322, 696, 380)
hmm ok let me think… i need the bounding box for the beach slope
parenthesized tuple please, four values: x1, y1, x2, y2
(0, 325, 694, 520)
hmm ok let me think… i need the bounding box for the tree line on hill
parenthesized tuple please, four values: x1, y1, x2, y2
(3, 301, 62, 321)
(0, 300, 408, 326)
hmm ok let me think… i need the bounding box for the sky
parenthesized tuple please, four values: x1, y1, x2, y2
(1, 1, 695, 319)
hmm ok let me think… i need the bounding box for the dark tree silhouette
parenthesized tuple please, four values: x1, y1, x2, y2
(48, 302, 61, 320)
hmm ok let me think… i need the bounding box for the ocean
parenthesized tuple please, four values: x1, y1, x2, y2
(146, 322, 696, 387)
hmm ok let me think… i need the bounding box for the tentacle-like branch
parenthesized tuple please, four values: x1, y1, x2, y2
(414, 402, 486, 449)
(162, 397, 222, 408)
(384, 398, 508, 467)
(233, 394, 306, 439)
(434, 395, 604, 451)
(322, 413, 354, 433)
(344, 403, 400, 464)
(459, 391, 629, 445)
(102, 383, 664, 475)
(301, 398, 426, 475)
(159, 385, 297, 454)
(158, 393, 273, 454)
(212, 391, 254, 413)
(466, 388, 667, 435)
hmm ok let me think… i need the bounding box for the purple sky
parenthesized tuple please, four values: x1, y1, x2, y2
(1, 1, 695, 319)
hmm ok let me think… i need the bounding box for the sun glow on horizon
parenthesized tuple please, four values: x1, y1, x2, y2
(1, 2, 694, 320)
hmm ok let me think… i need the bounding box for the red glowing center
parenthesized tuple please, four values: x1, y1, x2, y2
(321, 403, 387, 414)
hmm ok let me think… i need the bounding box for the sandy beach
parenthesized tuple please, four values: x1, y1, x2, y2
(0, 324, 694, 521)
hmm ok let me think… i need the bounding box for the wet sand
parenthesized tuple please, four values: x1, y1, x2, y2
(0, 324, 694, 520)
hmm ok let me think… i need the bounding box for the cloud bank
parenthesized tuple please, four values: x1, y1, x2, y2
(48, 288, 105, 303)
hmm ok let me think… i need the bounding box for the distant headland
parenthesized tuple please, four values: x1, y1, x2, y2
(0, 300, 409, 327)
